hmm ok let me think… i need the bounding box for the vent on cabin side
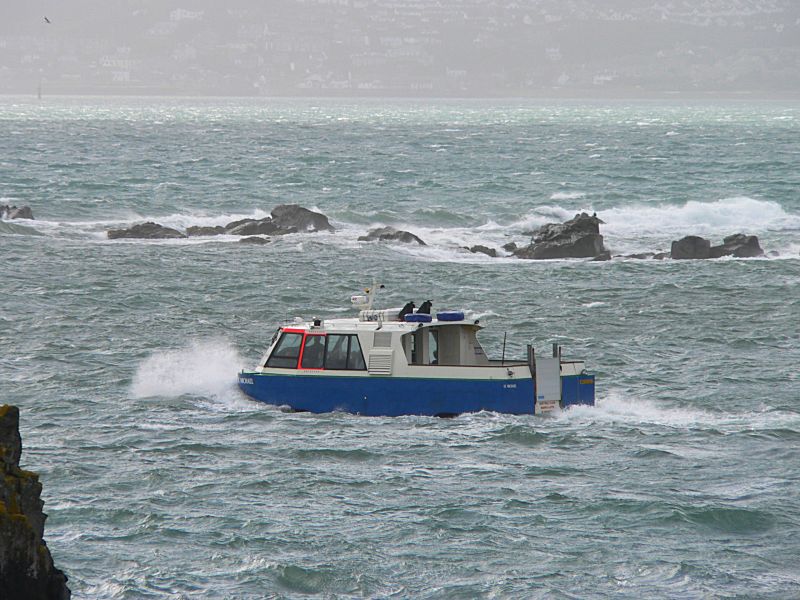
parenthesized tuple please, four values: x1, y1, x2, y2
(368, 349, 393, 375)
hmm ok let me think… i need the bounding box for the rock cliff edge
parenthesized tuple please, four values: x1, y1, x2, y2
(0, 405, 70, 600)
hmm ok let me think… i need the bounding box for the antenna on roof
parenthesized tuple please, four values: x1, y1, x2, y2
(365, 279, 384, 310)
(351, 279, 384, 311)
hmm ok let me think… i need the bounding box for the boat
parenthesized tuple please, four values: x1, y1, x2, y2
(237, 285, 595, 416)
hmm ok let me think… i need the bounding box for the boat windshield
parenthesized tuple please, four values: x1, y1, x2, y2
(265, 330, 366, 371)
(266, 331, 303, 368)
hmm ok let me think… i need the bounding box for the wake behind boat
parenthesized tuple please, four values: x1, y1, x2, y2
(238, 285, 595, 416)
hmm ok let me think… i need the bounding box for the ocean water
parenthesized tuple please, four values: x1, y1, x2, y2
(1, 97, 799, 598)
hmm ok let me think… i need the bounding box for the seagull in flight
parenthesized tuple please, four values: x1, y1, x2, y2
(44, 16, 51, 24)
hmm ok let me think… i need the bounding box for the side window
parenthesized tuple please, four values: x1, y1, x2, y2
(266, 332, 302, 368)
(347, 335, 366, 370)
(429, 329, 439, 365)
(300, 334, 325, 369)
(325, 334, 349, 370)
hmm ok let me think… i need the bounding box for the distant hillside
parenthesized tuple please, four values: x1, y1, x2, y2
(1, 0, 798, 96)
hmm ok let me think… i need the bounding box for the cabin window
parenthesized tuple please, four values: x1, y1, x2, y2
(429, 329, 439, 364)
(323, 334, 366, 371)
(405, 328, 439, 366)
(300, 334, 326, 369)
(324, 334, 349, 370)
(347, 335, 366, 370)
(266, 332, 303, 368)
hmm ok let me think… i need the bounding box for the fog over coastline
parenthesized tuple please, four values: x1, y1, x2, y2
(1, 1, 799, 98)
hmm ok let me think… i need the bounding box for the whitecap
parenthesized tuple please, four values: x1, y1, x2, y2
(130, 338, 252, 411)
(549, 191, 586, 201)
(600, 197, 800, 238)
(558, 389, 800, 433)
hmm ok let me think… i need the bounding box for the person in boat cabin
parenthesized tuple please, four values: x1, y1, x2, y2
(301, 335, 325, 368)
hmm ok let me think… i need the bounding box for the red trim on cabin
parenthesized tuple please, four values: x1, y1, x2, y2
(282, 327, 306, 334)
(298, 332, 326, 371)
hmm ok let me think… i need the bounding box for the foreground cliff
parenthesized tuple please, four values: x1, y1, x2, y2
(0, 405, 70, 600)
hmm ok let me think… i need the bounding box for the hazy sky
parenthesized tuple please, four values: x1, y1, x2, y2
(1, 1, 798, 97)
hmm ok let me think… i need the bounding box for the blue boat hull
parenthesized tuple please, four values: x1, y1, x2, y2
(238, 372, 594, 417)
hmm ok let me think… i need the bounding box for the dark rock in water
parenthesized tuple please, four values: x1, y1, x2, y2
(514, 212, 607, 260)
(239, 236, 270, 245)
(0, 405, 70, 600)
(186, 225, 226, 237)
(226, 218, 295, 237)
(358, 226, 426, 245)
(109, 205, 332, 240)
(270, 204, 334, 232)
(223, 218, 255, 232)
(0, 205, 34, 220)
(531, 211, 603, 242)
(591, 250, 612, 261)
(619, 252, 669, 260)
(670, 235, 711, 260)
(107, 222, 186, 240)
(469, 245, 497, 257)
(222, 205, 330, 237)
(671, 234, 763, 259)
(502, 241, 518, 253)
(768, 250, 780, 257)
(709, 233, 763, 258)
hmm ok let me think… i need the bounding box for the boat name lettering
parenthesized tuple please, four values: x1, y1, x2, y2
(239, 377, 254, 385)
(503, 383, 517, 389)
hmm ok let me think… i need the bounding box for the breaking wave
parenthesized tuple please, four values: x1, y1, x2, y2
(12, 196, 800, 259)
(598, 197, 800, 238)
(130, 339, 250, 409)
(0, 220, 44, 236)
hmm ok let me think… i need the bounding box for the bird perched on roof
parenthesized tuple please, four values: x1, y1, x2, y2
(417, 300, 433, 315)
(398, 301, 415, 320)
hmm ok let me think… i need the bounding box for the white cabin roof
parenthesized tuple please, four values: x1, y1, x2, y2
(281, 315, 482, 334)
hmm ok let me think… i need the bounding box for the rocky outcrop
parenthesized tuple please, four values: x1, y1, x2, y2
(270, 204, 334, 232)
(107, 222, 186, 240)
(225, 219, 295, 236)
(185, 225, 226, 237)
(358, 226, 426, 245)
(591, 251, 612, 261)
(502, 242, 518, 253)
(671, 233, 763, 259)
(0, 405, 70, 600)
(514, 212, 607, 260)
(671, 235, 711, 260)
(108, 205, 333, 240)
(468, 245, 498, 257)
(226, 205, 332, 235)
(709, 234, 763, 258)
(1, 205, 34, 220)
(618, 252, 669, 260)
(239, 236, 270, 245)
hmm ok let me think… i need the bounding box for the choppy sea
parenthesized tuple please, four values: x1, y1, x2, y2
(1, 97, 799, 598)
